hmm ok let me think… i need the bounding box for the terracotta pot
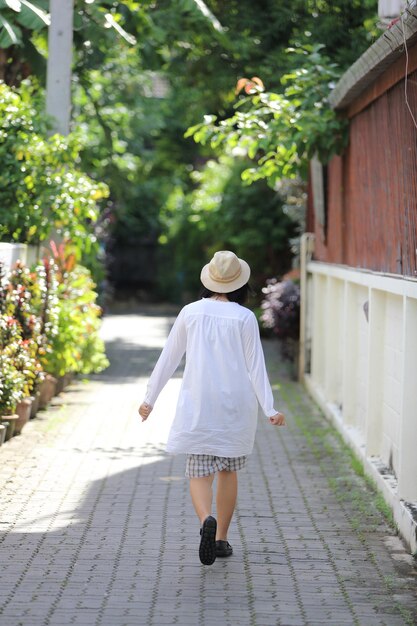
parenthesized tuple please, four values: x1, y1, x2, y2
(0, 424, 6, 446)
(55, 376, 65, 396)
(54, 372, 74, 396)
(0, 415, 19, 441)
(63, 372, 74, 389)
(39, 374, 57, 409)
(15, 398, 32, 435)
(30, 393, 40, 419)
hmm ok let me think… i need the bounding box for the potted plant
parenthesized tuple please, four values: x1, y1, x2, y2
(13, 339, 39, 434)
(40, 246, 109, 380)
(0, 351, 25, 440)
(30, 362, 45, 418)
(7, 261, 45, 422)
(0, 423, 6, 446)
(32, 257, 59, 407)
(0, 265, 27, 437)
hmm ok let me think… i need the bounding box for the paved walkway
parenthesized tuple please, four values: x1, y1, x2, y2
(0, 309, 416, 626)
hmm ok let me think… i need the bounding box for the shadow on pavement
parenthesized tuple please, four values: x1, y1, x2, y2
(0, 310, 416, 626)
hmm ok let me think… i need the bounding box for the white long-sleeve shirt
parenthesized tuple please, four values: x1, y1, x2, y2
(144, 298, 277, 456)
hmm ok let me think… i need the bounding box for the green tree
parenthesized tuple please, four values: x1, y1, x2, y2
(76, 0, 376, 297)
(0, 0, 49, 48)
(158, 155, 298, 300)
(1, 0, 380, 299)
(186, 45, 348, 187)
(0, 0, 49, 84)
(0, 80, 109, 269)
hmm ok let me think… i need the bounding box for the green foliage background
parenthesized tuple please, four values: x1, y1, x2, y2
(0, 0, 379, 300)
(0, 80, 109, 276)
(158, 156, 298, 299)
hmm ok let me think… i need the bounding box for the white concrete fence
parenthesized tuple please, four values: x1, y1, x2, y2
(0, 243, 41, 273)
(300, 234, 417, 554)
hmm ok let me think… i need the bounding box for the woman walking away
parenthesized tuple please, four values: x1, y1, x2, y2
(139, 251, 286, 566)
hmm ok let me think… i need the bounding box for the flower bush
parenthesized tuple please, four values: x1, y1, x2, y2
(0, 251, 109, 420)
(0, 264, 24, 414)
(42, 267, 109, 377)
(261, 277, 300, 338)
(39, 245, 109, 378)
(260, 278, 300, 365)
(34, 256, 60, 375)
(0, 317, 26, 415)
(7, 261, 41, 338)
(6, 261, 45, 395)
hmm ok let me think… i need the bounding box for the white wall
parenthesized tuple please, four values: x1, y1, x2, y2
(301, 258, 417, 553)
(0, 243, 28, 271)
(0, 243, 41, 273)
(378, 0, 407, 22)
(380, 293, 403, 474)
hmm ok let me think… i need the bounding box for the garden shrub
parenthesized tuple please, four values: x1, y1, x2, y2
(38, 246, 109, 377)
(0, 80, 109, 273)
(158, 155, 298, 301)
(261, 278, 300, 362)
(0, 317, 26, 414)
(261, 279, 300, 339)
(0, 253, 109, 418)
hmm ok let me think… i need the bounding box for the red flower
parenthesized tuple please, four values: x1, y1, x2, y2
(235, 76, 265, 95)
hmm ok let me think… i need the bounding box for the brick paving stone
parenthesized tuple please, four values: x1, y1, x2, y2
(0, 309, 416, 626)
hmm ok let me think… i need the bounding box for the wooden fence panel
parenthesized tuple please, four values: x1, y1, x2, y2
(313, 68, 417, 278)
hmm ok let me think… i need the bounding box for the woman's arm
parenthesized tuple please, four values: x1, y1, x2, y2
(138, 308, 187, 419)
(242, 312, 285, 425)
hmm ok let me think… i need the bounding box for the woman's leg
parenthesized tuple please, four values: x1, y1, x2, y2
(189, 474, 215, 523)
(216, 470, 238, 540)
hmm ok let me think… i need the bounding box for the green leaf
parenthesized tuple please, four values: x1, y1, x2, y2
(0, 13, 21, 45)
(184, 122, 203, 138)
(15, 0, 50, 28)
(103, 13, 136, 45)
(188, 0, 224, 32)
(4, 0, 22, 11)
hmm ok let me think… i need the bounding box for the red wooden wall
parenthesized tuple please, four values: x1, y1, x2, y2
(311, 57, 417, 278)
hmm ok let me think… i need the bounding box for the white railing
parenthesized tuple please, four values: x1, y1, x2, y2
(300, 239, 417, 553)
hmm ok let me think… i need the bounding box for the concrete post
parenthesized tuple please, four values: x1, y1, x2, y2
(46, 0, 74, 135)
(323, 277, 344, 405)
(298, 233, 315, 381)
(311, 272, 326, 389)
(342, 281, 358, 424)
(398, 297, 417, 501)
(366, 288, 386, 456)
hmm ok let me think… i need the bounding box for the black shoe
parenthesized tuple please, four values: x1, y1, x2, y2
(199, 516, 217, 565)
(215, 540, 233, 558)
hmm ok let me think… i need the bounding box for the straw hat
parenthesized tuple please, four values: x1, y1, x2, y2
(200, 251, 251, 293)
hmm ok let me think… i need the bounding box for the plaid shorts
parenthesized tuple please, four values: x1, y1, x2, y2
(185, 454, 247, 478)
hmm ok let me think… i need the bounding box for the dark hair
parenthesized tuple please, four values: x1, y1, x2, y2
(200, 283, 250, 305)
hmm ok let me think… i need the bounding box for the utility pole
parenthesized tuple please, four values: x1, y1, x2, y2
(46, 0, 74, 135)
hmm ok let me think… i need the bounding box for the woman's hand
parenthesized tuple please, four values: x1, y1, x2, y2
(269, 412, 286, 426)
(139, 402, 153, 421)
